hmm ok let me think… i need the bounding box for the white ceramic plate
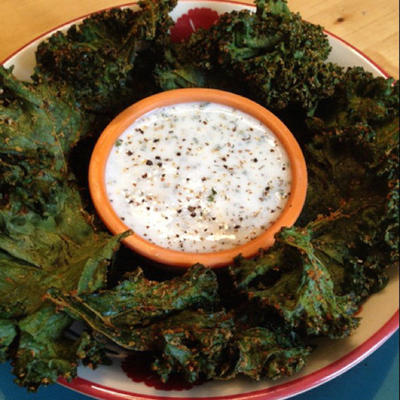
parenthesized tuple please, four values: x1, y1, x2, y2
(3, 1, 398, 399)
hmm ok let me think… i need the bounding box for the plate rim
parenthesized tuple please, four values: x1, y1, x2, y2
(2, 1, 398, 399)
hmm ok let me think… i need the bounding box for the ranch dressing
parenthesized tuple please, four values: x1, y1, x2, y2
(105, 102, 291, 253)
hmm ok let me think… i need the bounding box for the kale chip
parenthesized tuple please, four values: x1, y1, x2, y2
(34, 0, 177, 116)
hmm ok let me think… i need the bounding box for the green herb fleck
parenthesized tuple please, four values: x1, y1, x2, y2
(207, 188, 217, 202)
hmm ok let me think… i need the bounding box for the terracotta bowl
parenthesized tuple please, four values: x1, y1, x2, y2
(89, 88, 307, 268)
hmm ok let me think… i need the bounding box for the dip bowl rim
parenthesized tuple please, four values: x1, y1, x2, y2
(89, 88, 308, 268)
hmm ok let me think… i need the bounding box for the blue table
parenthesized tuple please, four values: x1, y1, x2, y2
(1, 330, 398, 400)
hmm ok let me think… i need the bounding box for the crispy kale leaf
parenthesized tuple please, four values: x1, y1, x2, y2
(231, 219, 360, 339)
(233, 327, 310, 380)
(47, 265, 220, 349)
(306, 67, 399, 137)
(0, 66, 89, 214)
(150, 310, 234, 383)
(34, 0, 177, 116)
(13, 306, 110, 391)
(155, 0, 343, 113)
(304, 68, 399, 257)
(0, 66, 125, 389)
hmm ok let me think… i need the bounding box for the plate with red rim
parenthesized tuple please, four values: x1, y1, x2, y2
(2, 1, 399, 399)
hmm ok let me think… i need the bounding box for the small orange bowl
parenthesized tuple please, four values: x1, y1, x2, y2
(89, 88, 307, 268)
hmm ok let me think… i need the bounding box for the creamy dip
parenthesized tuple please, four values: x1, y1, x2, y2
(105, 102, 291, 253)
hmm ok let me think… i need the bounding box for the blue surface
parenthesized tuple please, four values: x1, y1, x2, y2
(0, 330, 398, 400)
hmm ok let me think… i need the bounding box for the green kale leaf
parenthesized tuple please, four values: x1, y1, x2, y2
(0, 66, 124, 389)
(231, 218, 360, 339)
(150, 310, 234, 383)
(47, 265, 219, 349)
(233, 327, 310, 380)
(34, 0, 177, 115)
(13, 306, 110, 391)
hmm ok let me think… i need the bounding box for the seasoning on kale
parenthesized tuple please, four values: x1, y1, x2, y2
(233, 327, 310, 380)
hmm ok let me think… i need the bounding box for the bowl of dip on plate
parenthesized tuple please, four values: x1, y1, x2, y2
(89, 88, 307, 268)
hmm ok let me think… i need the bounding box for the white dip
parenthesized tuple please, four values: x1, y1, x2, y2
(105, 102, 291, 253)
